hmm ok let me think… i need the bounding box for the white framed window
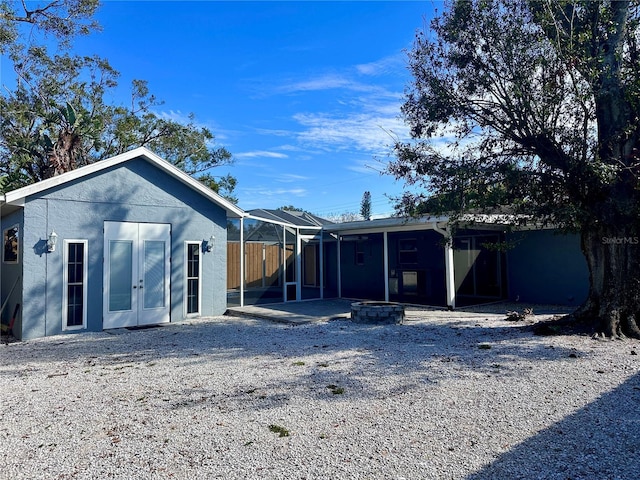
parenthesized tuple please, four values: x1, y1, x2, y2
(184, 241, 202, 316)
(63, 240, 88, 330)
(3, 225, 19, 263)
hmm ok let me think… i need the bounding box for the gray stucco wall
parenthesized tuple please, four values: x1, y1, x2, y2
(506, 230, 588, 306)
(18, 158, 228, 340)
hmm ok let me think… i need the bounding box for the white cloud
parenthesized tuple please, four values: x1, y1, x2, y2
(235, 150, 289, 159)
(240, 186, 308, 199)
(293, 110, 408, 155)
(278, 74, 354, 93)
(275, 173, 310, 183)
(155, 109, 234, 142)
(356, 53, 407, 76)
(272, 73, 392, 97)
(245, 54, 413, 169)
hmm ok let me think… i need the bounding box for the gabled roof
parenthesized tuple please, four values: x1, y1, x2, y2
(0, 147, 245, 217)
(247, 209, 332, 228)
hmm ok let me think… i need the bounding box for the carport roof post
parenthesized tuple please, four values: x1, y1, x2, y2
(433, 224, 456, 310)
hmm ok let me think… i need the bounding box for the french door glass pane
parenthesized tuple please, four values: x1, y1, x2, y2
(144, 240, 165, 309)
(109, 240, 133, 311)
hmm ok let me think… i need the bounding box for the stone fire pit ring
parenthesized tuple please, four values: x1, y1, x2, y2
(350, 301, 405, 324)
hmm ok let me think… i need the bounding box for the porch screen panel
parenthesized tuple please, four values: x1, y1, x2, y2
(265, 244, 281, 286)
(227, 242, 240, 289)
(245, 242, 264, 288)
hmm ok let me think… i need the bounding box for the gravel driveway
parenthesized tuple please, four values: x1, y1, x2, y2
(1, 308, 639, 479)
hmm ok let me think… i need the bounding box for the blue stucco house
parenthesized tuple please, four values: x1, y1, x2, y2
(1, 147, 243, 340)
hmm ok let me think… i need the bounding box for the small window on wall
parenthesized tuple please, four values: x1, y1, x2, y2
(399, 238, 418, 264)
(64, 240, 88, 330)
(185, 242, 202, 316)
(3, 225, 19, 263)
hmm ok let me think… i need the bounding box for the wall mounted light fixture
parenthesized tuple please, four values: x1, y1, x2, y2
(47, 230, 58, 252)
(206, 235, 215, 252)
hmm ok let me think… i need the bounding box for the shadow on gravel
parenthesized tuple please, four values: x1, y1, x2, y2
(1, 313, 588, 380)
(465, 371, 640, 480)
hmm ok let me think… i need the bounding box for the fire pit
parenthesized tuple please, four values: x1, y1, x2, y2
(350, 301, 405, 324)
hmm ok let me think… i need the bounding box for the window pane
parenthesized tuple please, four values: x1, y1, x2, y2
(188, 244, 200, 278)
(75, 263, 83, 283)
(3, 226, 18, 262)
(187, 278, 199, 314)
(109, 240, 133, 311)
(74, 243, 84, 262)
(144, 241, 165, 309)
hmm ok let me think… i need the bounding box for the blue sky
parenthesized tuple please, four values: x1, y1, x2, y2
(13, 1, 437, 218)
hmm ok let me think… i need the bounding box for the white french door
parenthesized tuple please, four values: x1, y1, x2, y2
(103, 222, 171, 329)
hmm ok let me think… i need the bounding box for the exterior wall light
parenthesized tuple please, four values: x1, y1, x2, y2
(206, 235, 215, 252)
(47, 230, 58, 252)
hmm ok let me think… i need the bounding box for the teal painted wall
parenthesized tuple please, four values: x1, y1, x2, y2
(16, 158, 228, 340)
(506, 230, 588, 306)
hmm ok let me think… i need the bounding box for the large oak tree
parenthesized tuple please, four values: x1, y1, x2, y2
(389, 0, 640, 338)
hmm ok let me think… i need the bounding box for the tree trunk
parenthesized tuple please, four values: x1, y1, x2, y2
(575, 225, 640, 339)
(43, 130, 80, 179)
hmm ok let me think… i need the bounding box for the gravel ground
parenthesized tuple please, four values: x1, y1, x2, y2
(1, 307, 639, 480)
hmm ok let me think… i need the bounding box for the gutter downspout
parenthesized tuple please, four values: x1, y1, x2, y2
(433, 223, 456, 310)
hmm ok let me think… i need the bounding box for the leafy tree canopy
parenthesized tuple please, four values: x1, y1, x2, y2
(279, 205, 306, 212)
(0, 0, 99, 52)
(324, 211, 362, 223)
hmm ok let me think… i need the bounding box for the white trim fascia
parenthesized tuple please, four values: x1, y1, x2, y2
(1, 147, 245, 218)
(324, 213, 560, 235)
(324, 216, 451, 234)
(329, 223, 447, 236)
